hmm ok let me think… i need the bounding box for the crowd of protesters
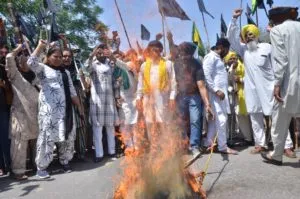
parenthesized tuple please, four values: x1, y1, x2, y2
(0, 6, 299, 180)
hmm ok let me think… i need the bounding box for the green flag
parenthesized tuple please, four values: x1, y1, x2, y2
(192, 22, 205, 57)
(251, 0, 265, 15)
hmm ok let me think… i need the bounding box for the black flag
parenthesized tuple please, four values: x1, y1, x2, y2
(157, 0, 190, 20)
(220, 14, 227, 38)
(141, 24, 150, 41)
(50, 13, 60, 42)
(245, 13, 256, 25)
(267, 0, 274, 8)
(16, 14, 35, 45)
(197, 0, 214, 19)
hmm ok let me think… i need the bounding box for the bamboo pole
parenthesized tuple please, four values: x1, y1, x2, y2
(201, 12, 210, 49)
(114, 0, 132, 48)
(256, 9, 259, 26)
(161, 14, 166, 56)
(240, 0, 243, 32)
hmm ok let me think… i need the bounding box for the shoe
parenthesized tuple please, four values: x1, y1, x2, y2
(62, 164, 72, 173)
(94, 157, 104, 163)
(261, 152, 282, 166)
(190, 147, 202, 159)
(284, 148, 297, 158)
(36, 170, 50, 179)
(13, 174, 28, 180)
(0, 169, 3, 176)
(108, 154, 117, 161)
(219, 147, 238, 155)
(250, 146, 266, 154)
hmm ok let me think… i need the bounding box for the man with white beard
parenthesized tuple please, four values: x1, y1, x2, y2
(227, 9, 295, 157)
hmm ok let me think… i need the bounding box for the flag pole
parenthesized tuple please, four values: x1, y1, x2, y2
(161, 16, 167, 56)
(240, 0, 243, 32)
(201, 12, 210, 49)
(255, 9, 259, 25)
(114, 0, 132, 48)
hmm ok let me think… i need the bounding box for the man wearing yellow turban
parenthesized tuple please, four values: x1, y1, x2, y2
(224, 51, 252, 144)
(227, 9, 294, 155)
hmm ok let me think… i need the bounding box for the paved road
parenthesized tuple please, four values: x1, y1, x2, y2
(0, 147, 299, 199)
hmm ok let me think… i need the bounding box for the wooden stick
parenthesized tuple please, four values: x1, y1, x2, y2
(114, 0, 132, 48)
(201, 12, 210, 49)
(255, 9, 259, 26)
(240, 0, 243, 32)
(161, 14, 166, 56)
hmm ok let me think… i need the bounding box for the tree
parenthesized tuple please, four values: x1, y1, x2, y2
(0, 0, 108, 58)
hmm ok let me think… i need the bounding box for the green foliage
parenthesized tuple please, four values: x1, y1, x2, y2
(0, 0, 107, 58)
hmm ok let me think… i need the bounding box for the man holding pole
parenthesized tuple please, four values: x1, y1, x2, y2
(227, 9, 295, 156)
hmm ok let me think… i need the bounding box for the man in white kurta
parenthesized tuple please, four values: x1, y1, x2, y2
(203, 38, 237, 154)
(227, 9, 294, 154)
(136, 40, 176, 142)
(85, 44, 119, 162)
(261, 7, 300, 165)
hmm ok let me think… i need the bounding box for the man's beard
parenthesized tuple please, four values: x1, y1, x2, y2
(97, 56, 107, 64)
(247, 40, 258, 52)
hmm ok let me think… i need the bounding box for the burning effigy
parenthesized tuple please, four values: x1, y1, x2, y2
(113, 116, 207, 199)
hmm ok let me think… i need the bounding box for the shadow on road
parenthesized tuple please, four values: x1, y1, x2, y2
(206, 160, 229, 197)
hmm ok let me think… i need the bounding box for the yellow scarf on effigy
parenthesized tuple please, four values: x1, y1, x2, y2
(143, 58, 168, 94)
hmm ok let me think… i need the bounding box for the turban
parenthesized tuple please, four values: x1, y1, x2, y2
(241, 24, 260, 41)
(224, 51, 237, 63)
(269, 7, 298, 19)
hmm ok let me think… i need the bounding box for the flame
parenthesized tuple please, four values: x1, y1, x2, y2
(113, 91, 206, 199)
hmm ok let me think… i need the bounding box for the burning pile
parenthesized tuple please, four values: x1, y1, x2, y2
(114, 113, 206, 199)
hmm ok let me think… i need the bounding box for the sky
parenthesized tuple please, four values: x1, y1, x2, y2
(97, 0, 300, 51)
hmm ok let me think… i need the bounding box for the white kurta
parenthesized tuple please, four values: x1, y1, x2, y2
(269, 20, 300, 161)
(116, 60, 138, 125)
(271, 20, 300, 114)
(203, 51, 230, 151)
(203, 51, 230, 114)
(137, 60, 176, 123)
(227, 18, 274, 115)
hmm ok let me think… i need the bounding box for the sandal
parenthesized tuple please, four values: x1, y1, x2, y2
(219, 147, 238, 155)
(14, 174, 28, 180)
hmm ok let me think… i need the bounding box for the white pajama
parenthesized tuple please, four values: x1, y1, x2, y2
(93, 125, 115, 158)
(203, 51, 231, 151)
(249, 113, 266, 147)
(205, 96, 228, 151)
(249, 112, 293, 149)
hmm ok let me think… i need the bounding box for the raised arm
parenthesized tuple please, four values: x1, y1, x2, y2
(27, 40, 47, 75)
(5, 44, 23, 80)
(84, 47, 99, 73)
(227, 9, 246, 57)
